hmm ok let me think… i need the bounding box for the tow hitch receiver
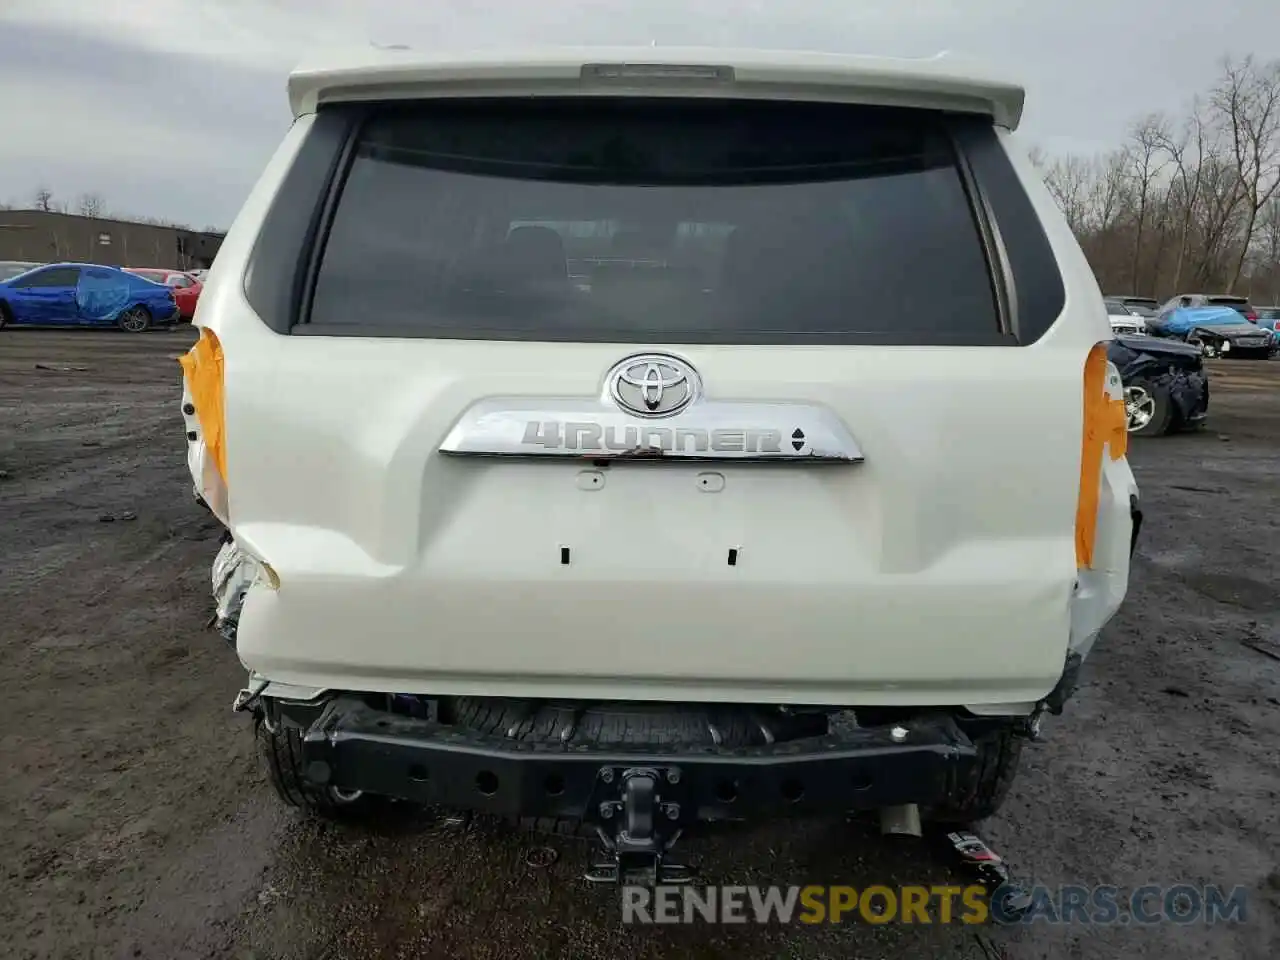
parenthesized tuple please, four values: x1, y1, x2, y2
(583, 766, 696, 886)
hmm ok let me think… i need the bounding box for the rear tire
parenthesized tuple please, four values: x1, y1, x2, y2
(0, 302, 11, 329)
(254, 713, 377, 820)
(929, 727, 1023, 825)
(1124, 378, 1173, 437)
(117, 305, 151, 333)
(450, 697, 767, 748)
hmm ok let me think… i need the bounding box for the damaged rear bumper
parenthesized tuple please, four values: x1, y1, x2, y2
(288, 697, 981, 823)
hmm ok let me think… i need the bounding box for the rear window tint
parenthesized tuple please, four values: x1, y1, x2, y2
(1206, 296, 1251, 313)
(305, 99, 1003, 344)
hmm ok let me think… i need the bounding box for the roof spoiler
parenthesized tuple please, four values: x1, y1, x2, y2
(287, 47, 1025, 130)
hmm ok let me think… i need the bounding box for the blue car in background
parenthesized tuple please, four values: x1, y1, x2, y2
(1146, 305, 1276, 359)
(0, 262, 178, 332)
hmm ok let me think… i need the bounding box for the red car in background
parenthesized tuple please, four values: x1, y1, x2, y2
(123, 268, 202, 320)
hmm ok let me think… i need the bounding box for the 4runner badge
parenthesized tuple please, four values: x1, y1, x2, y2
(437, 355, 866, 462)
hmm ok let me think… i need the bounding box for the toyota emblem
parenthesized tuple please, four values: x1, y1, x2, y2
(606, 354, 700, 418)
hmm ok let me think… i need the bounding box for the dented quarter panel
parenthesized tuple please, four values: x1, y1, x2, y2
(212, 538, 261, 639)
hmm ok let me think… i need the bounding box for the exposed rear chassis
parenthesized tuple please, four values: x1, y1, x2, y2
(234, 499, 1142, 882)
(293, 697, 978, 819)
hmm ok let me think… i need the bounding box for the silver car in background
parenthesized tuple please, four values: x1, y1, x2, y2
(0, 260, 43, 282)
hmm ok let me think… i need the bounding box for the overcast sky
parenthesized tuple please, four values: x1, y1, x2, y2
(1, 0, 1278, 229)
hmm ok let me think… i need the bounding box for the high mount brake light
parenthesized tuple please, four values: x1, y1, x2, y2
(580, 62, 735, 84)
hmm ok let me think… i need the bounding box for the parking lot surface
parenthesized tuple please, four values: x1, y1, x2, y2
(2, 330, 1278, 960)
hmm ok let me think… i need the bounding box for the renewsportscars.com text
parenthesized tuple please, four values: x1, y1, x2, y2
(621, 884, 1249, 926)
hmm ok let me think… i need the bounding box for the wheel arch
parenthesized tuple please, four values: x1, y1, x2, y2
(1122, 354, 1181, 380)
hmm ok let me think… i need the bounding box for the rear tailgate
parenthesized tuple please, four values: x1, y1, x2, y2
(218, 94, 1109, 707)
(232, 342, 1081, 706)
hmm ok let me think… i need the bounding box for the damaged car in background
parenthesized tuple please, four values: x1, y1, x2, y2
(0, 262, 179, 332)
(1108, 335, 1209, 437)
(1147, 304, 1276, 359)
(1255, 306, 1280, 350)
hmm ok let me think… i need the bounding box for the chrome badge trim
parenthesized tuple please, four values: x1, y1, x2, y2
(439, 353, 864, 462)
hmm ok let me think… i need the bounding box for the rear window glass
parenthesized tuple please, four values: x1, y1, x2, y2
(1206, 296, 1250, 313)
(307, 99, 1002, 344)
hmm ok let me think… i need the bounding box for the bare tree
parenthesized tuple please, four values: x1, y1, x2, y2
(1190, 156, 1248, 287)
(32, 187, 55, 212)
(1126, 114, 1170, 293)
(76, 193, 106, 218)
(1212, 55, 1280, 291)
(1042, 154, 1093, 235)
(1086, 149, 1130, 234)
(1155, 99, 1216, 292)
(1146, 184, 1175, 283)
(1253, 197, 1280, 301)
(1029, 55, 1280, 298)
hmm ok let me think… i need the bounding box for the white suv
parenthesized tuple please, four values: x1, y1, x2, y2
(181, 46, 1139, 882)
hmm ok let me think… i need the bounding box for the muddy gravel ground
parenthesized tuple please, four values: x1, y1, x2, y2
(2, 329, 1279, 960)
